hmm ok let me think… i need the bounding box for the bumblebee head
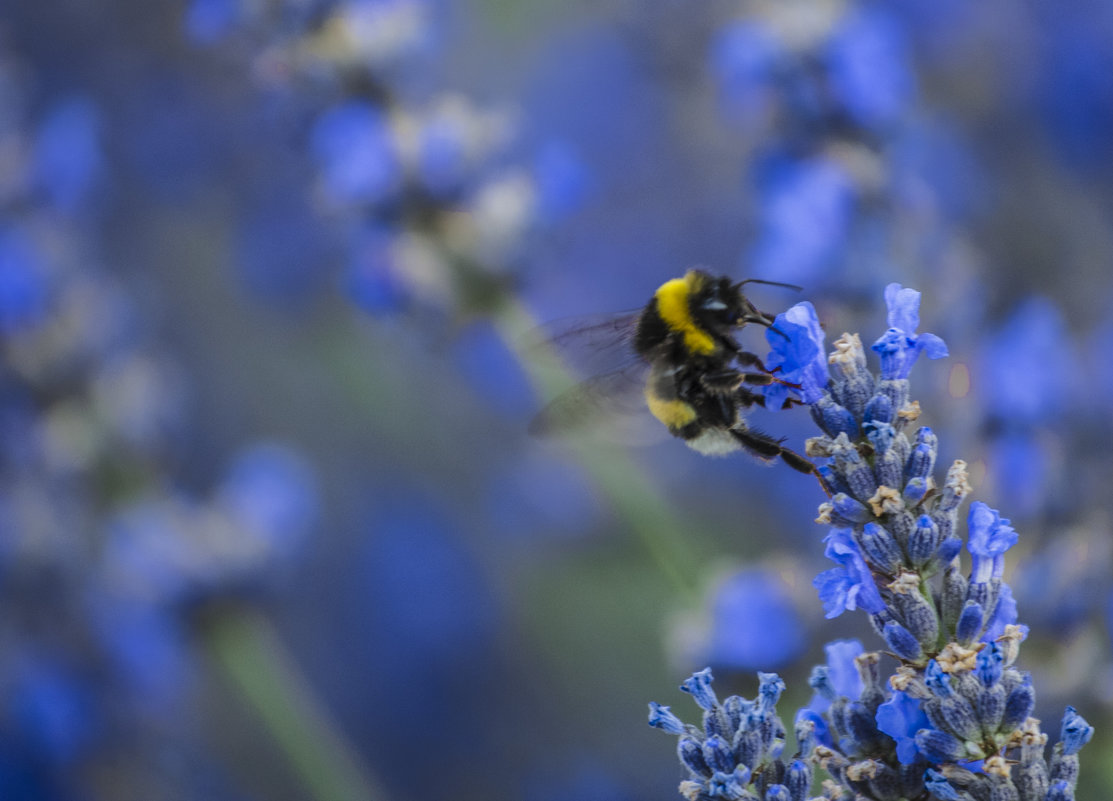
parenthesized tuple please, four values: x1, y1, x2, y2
(684, 270, 771, 335)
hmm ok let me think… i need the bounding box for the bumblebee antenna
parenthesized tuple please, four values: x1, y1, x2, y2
(740, 314, 790, 340)
(735, 278, 803, 292)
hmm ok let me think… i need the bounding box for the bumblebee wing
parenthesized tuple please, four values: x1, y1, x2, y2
(524, 310, 643, 378)
(529, 361, 658, 441)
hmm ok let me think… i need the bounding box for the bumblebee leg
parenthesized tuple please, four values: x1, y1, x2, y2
(700, 369, 744, 394)
(733, 386, 767, 409)
(732, 427, 832, 497)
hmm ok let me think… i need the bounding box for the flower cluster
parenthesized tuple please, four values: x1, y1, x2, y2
(189, 0, 587, 316)
(649, 285, 1092, 801)
(650, 669, 814, 801)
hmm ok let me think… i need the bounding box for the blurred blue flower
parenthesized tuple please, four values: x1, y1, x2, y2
(311, 102, 400, 205)
(748, 156, 856, 285)
(977, 296, 1076, 425)
(875, 690, 928, 764)
(450, 321, 536, 419)
(185, 0, 242, 44)
(826, 8, 915, 130)
(34, 97, 103, 213)
(533, 141, 591, 223)
(1036, 15, 1113, 168)
(85, 594, 192, 709)
(218, 442, 319, 557)
(697, 568, 805, 671)
(417, 113, 471, 197)
(11, 658, 93, 766)
(343, 225, 407, 313)
(985, 430, 1052, 520)
(0, 229, 48, 336)
(709, 20, 780, 122)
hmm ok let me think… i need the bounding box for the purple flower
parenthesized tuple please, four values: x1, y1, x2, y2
(870, 283, 948, 379)
(764, 301, 829, 407)
(875, 690, 929, 764)
(967, 502, 1018, 583)
(813, 529, 885, 618)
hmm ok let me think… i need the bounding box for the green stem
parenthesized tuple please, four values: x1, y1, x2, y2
(494, 301, 703, 600)
(204, 607, 388, 801)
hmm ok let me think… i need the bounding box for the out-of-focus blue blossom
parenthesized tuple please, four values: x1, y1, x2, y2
(709, 20, 780, 123)
(217, 443, 319, 558)
(1036, 15, 1113, 169)
(86, 595, 193, 709)
(184, 0, 242, 44)
(985, 430, 1054, 521)
(875, 690, 928, 764)
(0, 228, 49, 337)
(976, 297, 1077, 425)
(748, 155, 856, 285)
(764, 300, 828, 407)
(814, 528, 885, 618)
(871, 282, 948, 379)
(686, 568, 806, 671)
(532, 141, 591, 224)
(33, 97, 103, 214)
(343, 224, 407, 313)
(826, 8, 915, 130)
(450, 321, 536, 419)
(11, 659, 92, 766)
(311, 102, 400, 206)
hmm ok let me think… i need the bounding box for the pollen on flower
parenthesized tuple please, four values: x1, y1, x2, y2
(679, 780, 702, 801)
(998, 624, 1027, 665)
(846, 759, 881, 781)
(1009, 718, 1048, 749)
(887, 570, 920, 595)
(984, 755, 1011, 778)
(816, 503, 834, 524)
(935, 641, 981, 673)
(898, 400, 921, 421)
(868, 485, 902, 516)
(829, 332, 864, 372)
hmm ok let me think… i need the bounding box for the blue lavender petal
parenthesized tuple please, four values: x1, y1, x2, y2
(764, 301, 829, 407)
(967, 502, 1018, 583)
(870, 283, 949, 379)
(680, 668, 719, 711)
(1060, 706, 1094, 756)
(648, 702, 687, 735)
(814, 529, 885, 618)
(875, 690, 929, 765)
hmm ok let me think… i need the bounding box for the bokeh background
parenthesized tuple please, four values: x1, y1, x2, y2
(4, 0, 1113, 799)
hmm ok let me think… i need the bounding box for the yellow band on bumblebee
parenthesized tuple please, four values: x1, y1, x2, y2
(654, 272, 716, 355)
(644, 391, 698, 431)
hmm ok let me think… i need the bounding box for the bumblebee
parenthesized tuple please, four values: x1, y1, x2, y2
(532, 268, 816, 475)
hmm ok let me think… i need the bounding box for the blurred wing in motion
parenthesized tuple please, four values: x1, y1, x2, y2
(529, 360, 663, 443)
(524, 310, 643, 378)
